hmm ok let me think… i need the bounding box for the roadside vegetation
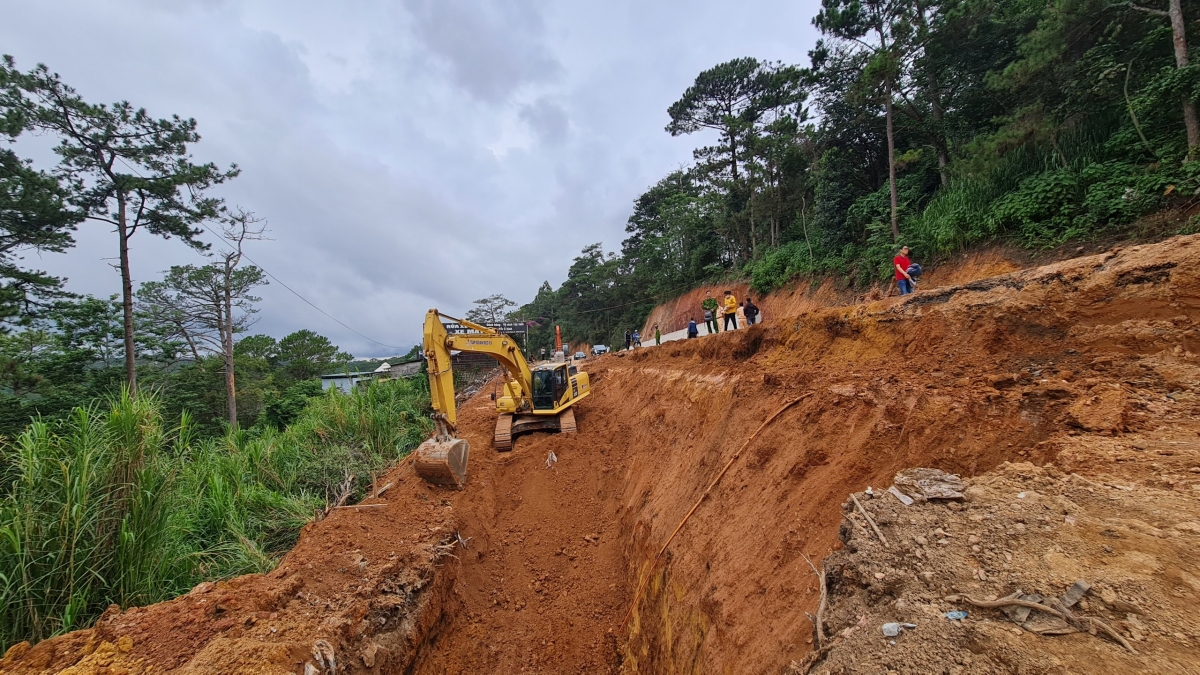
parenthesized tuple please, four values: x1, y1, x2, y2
(509, 0, 1200, 352)
(0, 378, 430, 652)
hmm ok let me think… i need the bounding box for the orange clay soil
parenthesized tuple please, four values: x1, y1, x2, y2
(637, 248, 1022, 336)
(3, 235, 1200, 674)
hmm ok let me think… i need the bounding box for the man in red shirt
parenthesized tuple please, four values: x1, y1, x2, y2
(894, 245, 915, 295)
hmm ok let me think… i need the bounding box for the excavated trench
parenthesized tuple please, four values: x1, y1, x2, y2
(4, 235, 1200, 674)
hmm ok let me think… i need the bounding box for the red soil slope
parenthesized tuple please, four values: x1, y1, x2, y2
(639, 249, 1021, 336)
(3, 236, 1199, 674)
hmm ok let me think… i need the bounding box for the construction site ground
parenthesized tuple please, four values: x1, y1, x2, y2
(3, 235, 1200, 674)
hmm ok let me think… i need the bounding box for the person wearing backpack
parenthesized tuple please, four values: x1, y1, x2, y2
(744, 298, 760, 326)
(702, 291, 719, 334)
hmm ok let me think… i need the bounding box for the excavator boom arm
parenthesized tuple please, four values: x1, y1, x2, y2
(423, 309, 534, 429)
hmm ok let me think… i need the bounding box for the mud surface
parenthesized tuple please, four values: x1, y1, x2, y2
(407, 397, 630, 673)
(3, 235, 1200, 674)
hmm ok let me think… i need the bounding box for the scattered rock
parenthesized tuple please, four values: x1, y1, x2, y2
(894, 468, 967, 501)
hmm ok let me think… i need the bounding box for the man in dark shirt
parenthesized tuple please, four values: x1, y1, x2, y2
(744, 298, 760, 325)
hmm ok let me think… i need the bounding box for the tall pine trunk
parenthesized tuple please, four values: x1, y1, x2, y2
(800, 194, 813, 263)
(117, 194, 137, 390)
(750, 181, 758, 260)
(1168, 0, 1200, 159)
(885, 82, 900, 241)
(929, 71, 949, 186)
(915, 0, 950, 186)
(223, 283, 237, 428)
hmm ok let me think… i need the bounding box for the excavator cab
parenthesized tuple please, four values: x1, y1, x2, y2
(531, 365, 569, 410)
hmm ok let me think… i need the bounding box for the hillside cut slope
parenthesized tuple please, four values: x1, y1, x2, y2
(3, 235, 1200, 674)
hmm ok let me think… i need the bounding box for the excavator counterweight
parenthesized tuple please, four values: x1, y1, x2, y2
(413, 309, 591, 486)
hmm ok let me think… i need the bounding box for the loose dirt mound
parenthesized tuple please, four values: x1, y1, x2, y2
(4, 235, 1200, 674)
(808, 461, 1200, 674)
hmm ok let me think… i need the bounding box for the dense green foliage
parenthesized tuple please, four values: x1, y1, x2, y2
(0, 378, 430, 651)
(3, 57, 239, 388)
(513, 0, 1200, 351)
(0, 295, 359, 440)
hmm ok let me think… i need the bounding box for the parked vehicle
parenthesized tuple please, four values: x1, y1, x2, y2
(574, 351, 587, 360)
(591, 345, 608, 355)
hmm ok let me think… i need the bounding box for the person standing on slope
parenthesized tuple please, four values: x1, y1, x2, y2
(702, 291, 720, 335)
(625, 330, 632, 351)
(744, 298, 760, 326)
(687, 317, 699, 339)
(895, 245, 915, 296)
(736, 301, 747, 329)
(654, 323, 661, 346)
(723, 290, 738, 331)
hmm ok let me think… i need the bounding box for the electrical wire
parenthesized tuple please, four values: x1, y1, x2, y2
(201, 220, 408, 348)
(113, 158, 717, 345)
(114, 156, 407, 352)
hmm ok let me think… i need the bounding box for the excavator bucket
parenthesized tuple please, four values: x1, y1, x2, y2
(413, 437, 470, 487)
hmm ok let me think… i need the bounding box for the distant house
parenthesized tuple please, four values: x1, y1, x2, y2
(321, 357, 422, 393)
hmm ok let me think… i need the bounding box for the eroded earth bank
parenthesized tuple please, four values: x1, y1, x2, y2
(4, 235, 1200, 674)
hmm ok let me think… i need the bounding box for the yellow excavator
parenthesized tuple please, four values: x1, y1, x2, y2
(413, 309, 591, 486)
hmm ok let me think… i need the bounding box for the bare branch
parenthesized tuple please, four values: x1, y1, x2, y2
(1129, 2, 1169, 16)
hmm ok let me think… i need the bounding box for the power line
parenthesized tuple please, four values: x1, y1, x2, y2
(113, 157, 407, 352)
(201, 220, 408, 348)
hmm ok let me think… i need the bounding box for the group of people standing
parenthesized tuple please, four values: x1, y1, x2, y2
(623, 248, 917, 349)
(625, 324, 663, 350)
(687, 290, 758, 339)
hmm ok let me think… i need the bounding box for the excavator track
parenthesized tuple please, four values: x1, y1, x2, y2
(494, 413, 513, 452)
(559, 407, 577, 434)
(494, 410, 576, 451)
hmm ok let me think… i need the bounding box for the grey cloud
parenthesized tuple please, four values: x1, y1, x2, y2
(401, 0, 561, 103)
(3, 0, 823, 356)
(519, 97, 569, 145)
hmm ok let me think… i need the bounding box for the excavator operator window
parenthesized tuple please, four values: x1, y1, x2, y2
(532, 370, 555, 410)
(553, 367, 568, 403)
(568, 365, 578, 377)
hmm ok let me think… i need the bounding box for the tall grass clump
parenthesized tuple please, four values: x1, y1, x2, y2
(0, 390, 189, 648)
(0, 377, 431, 652)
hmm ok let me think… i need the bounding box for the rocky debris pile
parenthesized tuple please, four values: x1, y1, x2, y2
(798, 463, 1200, 675)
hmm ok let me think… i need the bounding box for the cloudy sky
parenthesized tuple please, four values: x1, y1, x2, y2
(3, 0, 821, 356)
